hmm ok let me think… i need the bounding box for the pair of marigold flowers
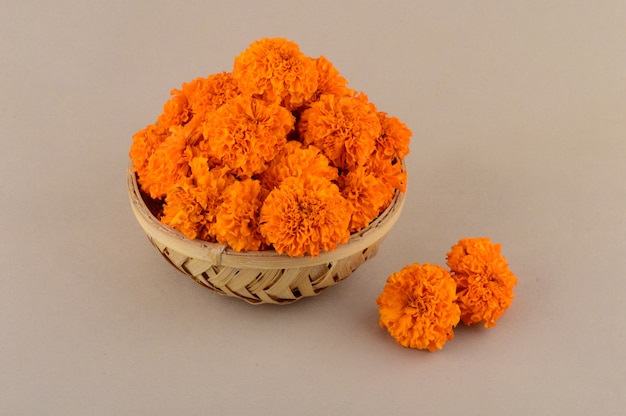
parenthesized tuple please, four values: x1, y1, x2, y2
(377, 237, 518, 351)
(129, 38, 410, 257)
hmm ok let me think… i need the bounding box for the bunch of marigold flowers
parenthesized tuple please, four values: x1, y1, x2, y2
(377, 238, 518, 351)
(129, 37, 411, 257)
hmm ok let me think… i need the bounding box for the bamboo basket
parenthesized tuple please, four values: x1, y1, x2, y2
(127, 161, 406, 304)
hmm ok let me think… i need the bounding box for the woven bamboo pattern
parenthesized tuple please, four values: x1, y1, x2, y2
(127, 162, 406, 304)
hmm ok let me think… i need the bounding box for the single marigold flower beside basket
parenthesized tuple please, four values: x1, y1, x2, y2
(127, 38, 411, 304)
(446, 238, 518, 328)
(377, 264, 461, 351)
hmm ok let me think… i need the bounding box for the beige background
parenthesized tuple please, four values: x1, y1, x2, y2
(2, 1, 625, 414)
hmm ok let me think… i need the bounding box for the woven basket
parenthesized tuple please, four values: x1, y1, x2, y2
(127, 161, 406, 304)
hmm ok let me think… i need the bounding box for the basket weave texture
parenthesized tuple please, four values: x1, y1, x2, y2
(127, 162, 405, 304)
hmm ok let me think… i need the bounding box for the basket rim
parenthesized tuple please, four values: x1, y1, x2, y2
(127, 160, 406, 269)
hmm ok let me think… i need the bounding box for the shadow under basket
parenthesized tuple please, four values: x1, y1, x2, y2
(127, 162, 406, 305)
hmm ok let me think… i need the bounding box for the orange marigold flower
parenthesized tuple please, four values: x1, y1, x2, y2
(138, 125, 191, 199)
(298, 93, 380, 170)
(446, 238, 518, 328)
(259, 176, 351, 257)
(367, 151, 408, 197)
(233, 37, 318, 110)
(259, 140, 338, 190)
(160, 159, 235, 241)
(203, 95, 294, 177)
(377, 263, 461, 351)
(160, 183, 208, 240)
(129, 123, 170, 184)
(211, 178, 267, 252)
(157, 89, 192, 129)
(339, 166, 390, 233)
(377, 111, 411, 160)
(188, 156, 233, 193)
(182, 72, 240, 120)
(308, 55, 355, 103)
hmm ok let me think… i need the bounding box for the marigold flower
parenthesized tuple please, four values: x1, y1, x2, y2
(377, 111, 411, 160)
(377, 263, 461, 351)
(160, 182, 208, 240)
(259, 140, 338, 190)
(446, 238, 518, 328)
(298, 93, 380, 170)
(188, 156, 232, 192)
(366, 151, 408, 197)
(156, 89, 192, 129)
(308, 56, 355, 103)
(211, 179, 267, 251)
(233, 37, 318, 110)
(339, 166, 390, 232)
(157, 73, 238, 130)
(203, 95, 294, 177)
(182, 72, 240, 120)
(129, 123, 170, 186)
(138, 125, 191, 199)
(259, 176, 351, 257)
(160, 160, 235, 241)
